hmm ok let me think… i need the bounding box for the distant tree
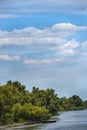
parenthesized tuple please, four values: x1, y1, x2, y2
(68, 95, 84, 110)
(84, 100, 87, 108)
(13, 81, 26, 93)
(7, 80, 12, 85)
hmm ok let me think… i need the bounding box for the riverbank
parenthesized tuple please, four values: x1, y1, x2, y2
(0, 81, 86, 125)
(0, 122, 42, 129)
(0, 118, 57, 129)
(1, 110, 87, 130)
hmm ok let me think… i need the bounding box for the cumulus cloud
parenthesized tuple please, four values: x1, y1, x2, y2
(60, 39, 79, 50)
(0, 23, 87, 61)
(0, 55, 20, 61)
(50, 39, 79, 56)
(0, 23, 87, 47)
(52, 23, 87, 32)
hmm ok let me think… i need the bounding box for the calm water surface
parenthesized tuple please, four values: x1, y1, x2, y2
(7, 110, 87, 130)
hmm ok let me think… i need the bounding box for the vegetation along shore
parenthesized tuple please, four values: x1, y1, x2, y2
(0, 80, 87, 125)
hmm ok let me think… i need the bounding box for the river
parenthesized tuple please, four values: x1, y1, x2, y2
(6, 109, 87, 130)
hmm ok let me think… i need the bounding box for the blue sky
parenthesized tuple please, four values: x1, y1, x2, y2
(0, 0, 87, 99)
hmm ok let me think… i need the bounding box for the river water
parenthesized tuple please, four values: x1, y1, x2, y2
(7, 110, 87, 130)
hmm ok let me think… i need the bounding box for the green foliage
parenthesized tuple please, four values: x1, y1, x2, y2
(12, 103, 50, 122)
(58, 95, 85, 111)
(0, 81, 51, 124)
(31, 88, 59, 114)
(0, 80, 86, 124)
(12, 81, 26, 93)
(84, 100, 87, 108)
(68, 95, 84, 110)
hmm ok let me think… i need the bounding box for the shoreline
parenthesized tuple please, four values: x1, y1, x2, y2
(0, 118, 57, 129)
(0, 122, 42, 129)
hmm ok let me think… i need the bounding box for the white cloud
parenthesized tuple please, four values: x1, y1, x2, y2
(0, 37, 65, 47)
(52, 23, 87, 31)
(0, 55, 20, 61)
(1, 0, 87, 15)
(82, 40, 87, 46)
(24, 59, 39, 64)
(0, 23, 87, 60)
(59, 49, 75, 56)
(26, 0, 87, 15)
(0, 37, 32, 46)
(50, 39, 79, 56)
(60, 39, 79, 50)
(0, 14, 20, 19)
(0, 23, 87, 47)
(23, 58, 68, 65)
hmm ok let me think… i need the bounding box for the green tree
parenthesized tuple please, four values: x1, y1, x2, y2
(68, 95, 84, 110)
(13, 81, 26, 93)
(84, 100, 87, 108)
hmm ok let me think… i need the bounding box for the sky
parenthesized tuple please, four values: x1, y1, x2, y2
(0, 0, 87, 99)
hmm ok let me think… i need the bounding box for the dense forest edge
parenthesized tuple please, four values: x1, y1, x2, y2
(0, 80, 87, 125)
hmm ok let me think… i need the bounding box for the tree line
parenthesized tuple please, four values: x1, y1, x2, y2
(0, 80, 87, 124)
